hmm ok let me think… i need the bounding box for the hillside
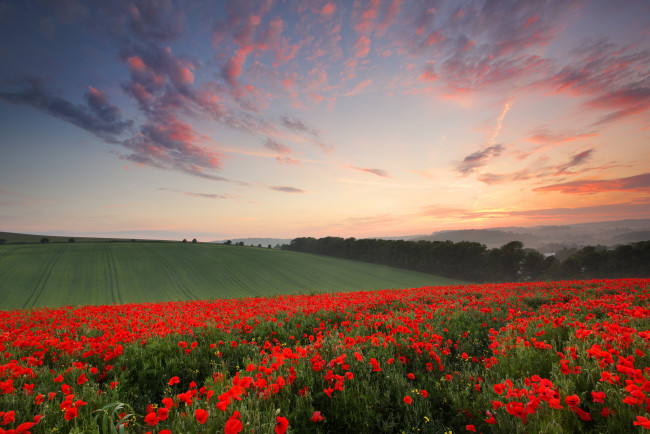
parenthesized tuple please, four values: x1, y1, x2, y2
(413, 219, 650, 251)
(0, 242, 462, 311)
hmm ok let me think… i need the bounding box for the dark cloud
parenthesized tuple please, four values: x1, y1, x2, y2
(456, 144, 504, 175)
(0, 77, 132, 143)
(264, 138, 291, 154)
(534, 173, 650, 195)
(555, 149, 592, 175)
(350, 166, 391, 178)
(280, 115, 319, 137)
(270, 186, 307, 193)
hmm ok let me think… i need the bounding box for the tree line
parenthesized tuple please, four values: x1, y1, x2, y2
(282, 237, 650, 282)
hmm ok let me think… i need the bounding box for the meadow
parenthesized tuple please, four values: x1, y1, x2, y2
(0, 278, 648, 433)
(0, 242, 460, 311)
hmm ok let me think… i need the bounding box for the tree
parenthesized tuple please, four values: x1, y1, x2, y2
(192, 238, 197, 244)
(225, 240, 232, 245)
(0, 239, 6, 245)
(182, 239, 187, 243)
(40, 237, 50, 243)
(268, 244, 272, 249)
(68, 238, 75, 243)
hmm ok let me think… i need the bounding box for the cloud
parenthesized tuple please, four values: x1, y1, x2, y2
(158, 187, 233, 199)
(0, 78, 133, 143)
(542, 38, 650, 124)
(353, 35, 371, 58)
(418, 64, 438, 82)
(478, 149, 595, 185)
(280, 115, 319, 137)
(264, 138, 291, 154)
(350, 166, 390, 178)
(421, 199, 650, 223)
(527, 126, 597, 145)
(270, 186, 307, 193)
(534, 173, 650, 195)
(555, 149, 593, 175)
(122, 118, 229, 181)
(456, 144, 505, 175)
(344, 79, 372, 96)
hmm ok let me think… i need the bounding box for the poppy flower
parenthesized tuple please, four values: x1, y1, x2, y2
(225, 417, 243, 434)
(565, 394, 580, 407)
(403, 396, 413, 405)
(407, 373, 415, 380)
(157, 407, 169, 421)
(493, 383, 505, 395)
(168, 376, 180, 386)
(144, 412, 159, 426)
(310, 411, 324, 422)
(591, 391, 606, 403)
(162, 397, 174, 409)
(275, 416, 289, 434)
(634, 416, 650, 429)
(466, 425, 476, 432)
(195, 408, 208, 424)
(64, 407, 78, 421)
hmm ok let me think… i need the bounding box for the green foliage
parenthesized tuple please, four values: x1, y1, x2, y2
(0, 243, 461, 310)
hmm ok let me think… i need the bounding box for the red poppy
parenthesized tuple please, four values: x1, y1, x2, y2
(565, 394, 580, 407)
(144, 412, 159, 426)
(407, 373, 415, 379)
(634, 416, 650, 429)
(162, 397, 174, 409)
(275, 416, 289, 434)
(168, 376, 180, 386)
(310, 411, 324, 422)
(195, 408, 208, 424)
(64, 407, 78, 421)
(420, 389, 428, 398)
(225, 417, 243, 434)
(403, 396, 413, 405)
(157, 407, 169, 421)
(77, 373, 87, 385)
(493, 383, 505, 395)
(466, 425, 476, 432)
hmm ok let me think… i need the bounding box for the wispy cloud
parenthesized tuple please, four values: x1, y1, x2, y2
(158, 187, 234, 199)
(534, 173, 650, 195)
(0, 77, 132, 143)
(349, 166, 391, 178)
(269, 186, 307, 193)
(456, 144, 504, 176)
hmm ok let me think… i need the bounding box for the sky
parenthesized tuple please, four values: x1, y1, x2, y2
(1, 0, 649, 241)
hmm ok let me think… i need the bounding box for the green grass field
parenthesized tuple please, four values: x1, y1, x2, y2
(0, 242, 463, 311)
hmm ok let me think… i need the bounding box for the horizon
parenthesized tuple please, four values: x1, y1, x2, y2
(1, 1, 649, 240)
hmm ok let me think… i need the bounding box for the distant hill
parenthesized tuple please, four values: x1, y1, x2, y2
(0, 231, 172, 244)
(212, 237, 292, 247)
(412, 219, 650, 253)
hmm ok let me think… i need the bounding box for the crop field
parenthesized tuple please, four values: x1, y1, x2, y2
(0, 278, 648, 433)
(0, 243, 461, 311)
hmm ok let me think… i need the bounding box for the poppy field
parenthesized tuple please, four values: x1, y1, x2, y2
(1, 278, 649, 433)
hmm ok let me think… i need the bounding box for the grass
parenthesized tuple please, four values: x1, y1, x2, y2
(0, 242, 463, 310)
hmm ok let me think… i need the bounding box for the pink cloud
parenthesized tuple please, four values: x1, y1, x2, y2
(418, 64, 438, 82)
(353, 35, 371, 58)
(534, 173, 650, 195)
(321, 3, 336, 16)
(344, 79, 372, 96)
(527, 126, 597, 145)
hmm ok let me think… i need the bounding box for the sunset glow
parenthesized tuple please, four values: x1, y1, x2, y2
(1, 0, 649, 240)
